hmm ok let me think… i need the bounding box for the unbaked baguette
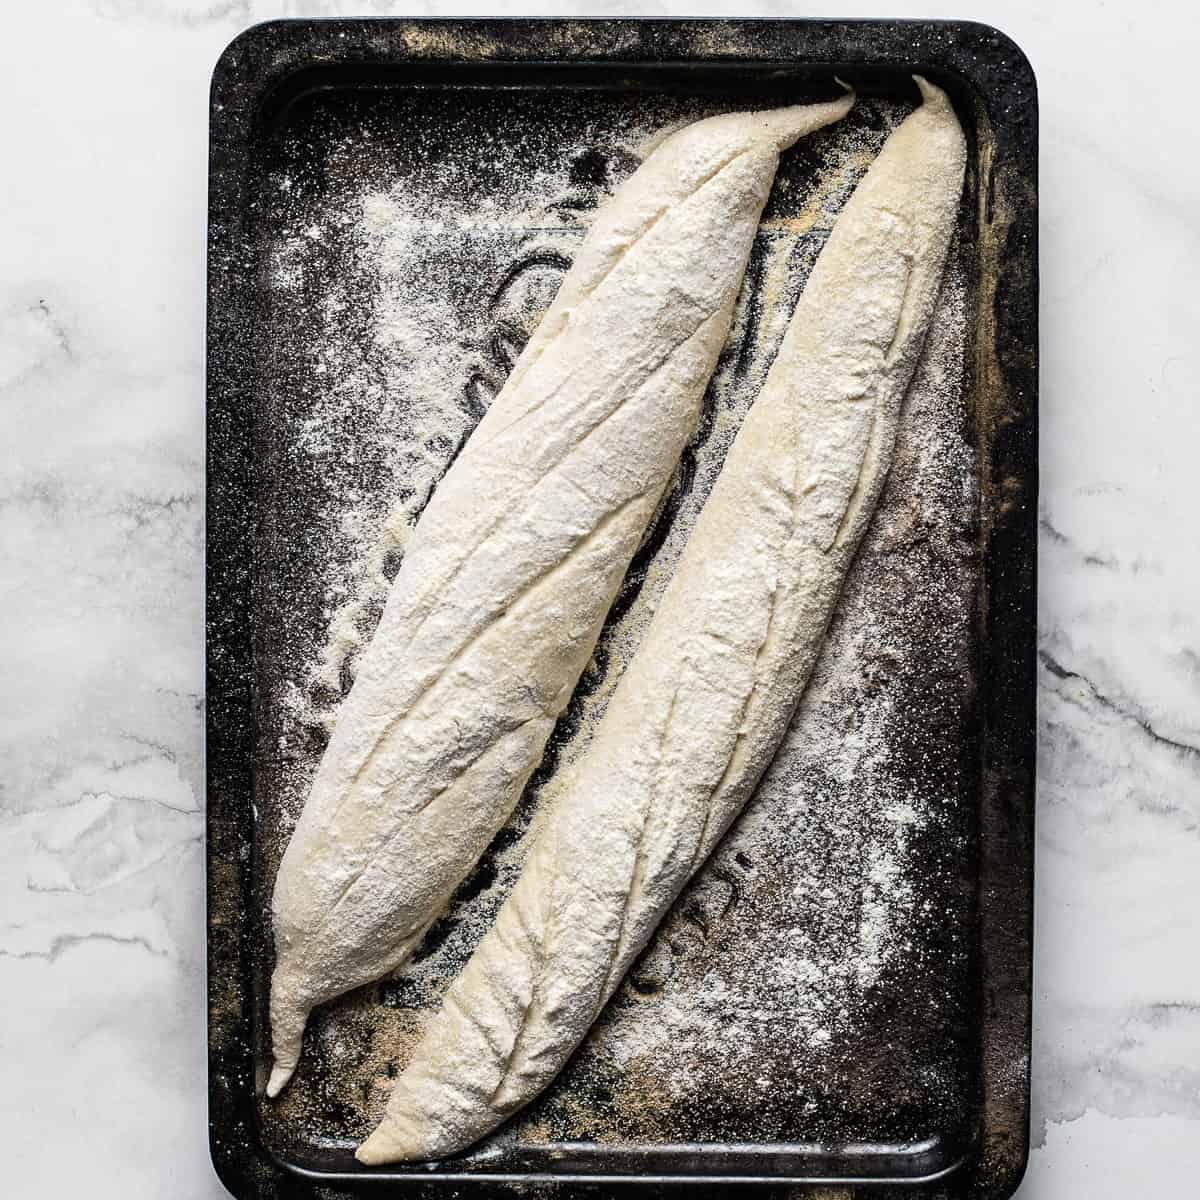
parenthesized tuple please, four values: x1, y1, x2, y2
(357, 77, 965, 1164)
(266, 93, 854, 1097)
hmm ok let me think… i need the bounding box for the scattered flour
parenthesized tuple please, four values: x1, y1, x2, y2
(252, 86, 979, 1152)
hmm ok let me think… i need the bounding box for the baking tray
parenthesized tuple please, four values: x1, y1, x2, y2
(207, 17, 1037, 1200)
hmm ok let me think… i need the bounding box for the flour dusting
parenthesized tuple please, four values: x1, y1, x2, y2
(251, 85, 978, 1154)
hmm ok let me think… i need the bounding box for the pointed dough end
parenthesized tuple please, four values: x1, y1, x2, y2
(913, 74, 950, 109)
(266, 1064, 294, 1099)
(356, 1118, 420, 1165)
(774, 90, 856, 151)
(266, 988, 310, 1098)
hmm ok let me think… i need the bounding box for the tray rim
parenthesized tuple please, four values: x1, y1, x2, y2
(206, 16, 1037, 1199)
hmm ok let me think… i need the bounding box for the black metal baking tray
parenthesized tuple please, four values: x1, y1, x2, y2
(207, 17, 1036, 1199)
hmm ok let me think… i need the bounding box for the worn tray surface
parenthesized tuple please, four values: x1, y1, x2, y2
(207, 18, 1037, 1200)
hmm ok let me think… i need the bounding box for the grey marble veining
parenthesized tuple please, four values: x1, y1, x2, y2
(1, 2, 1196, 1197)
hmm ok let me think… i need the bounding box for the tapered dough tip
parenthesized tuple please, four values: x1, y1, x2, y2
(266, 991, 310, 1097)
(913, 74, 951, 109)
(266, 1064, 295, 1100)
(356, 1119, 420, 1165)
(756, 88, 855, 152)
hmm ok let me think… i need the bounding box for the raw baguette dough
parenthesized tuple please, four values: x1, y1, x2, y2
(357, 77, 966, 1164)
(266, 93, 854, 1097)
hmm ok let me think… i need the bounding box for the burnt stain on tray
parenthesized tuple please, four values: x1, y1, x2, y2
(207, 18, 1037, 1199)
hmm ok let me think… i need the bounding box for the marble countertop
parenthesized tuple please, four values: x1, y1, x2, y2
(1, 2, 1196, 1196)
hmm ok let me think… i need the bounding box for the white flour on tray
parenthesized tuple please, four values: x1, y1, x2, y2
(256, 90, 978, 1147)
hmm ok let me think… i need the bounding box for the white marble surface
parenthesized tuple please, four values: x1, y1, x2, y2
(1, 1, 1196, 1196)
